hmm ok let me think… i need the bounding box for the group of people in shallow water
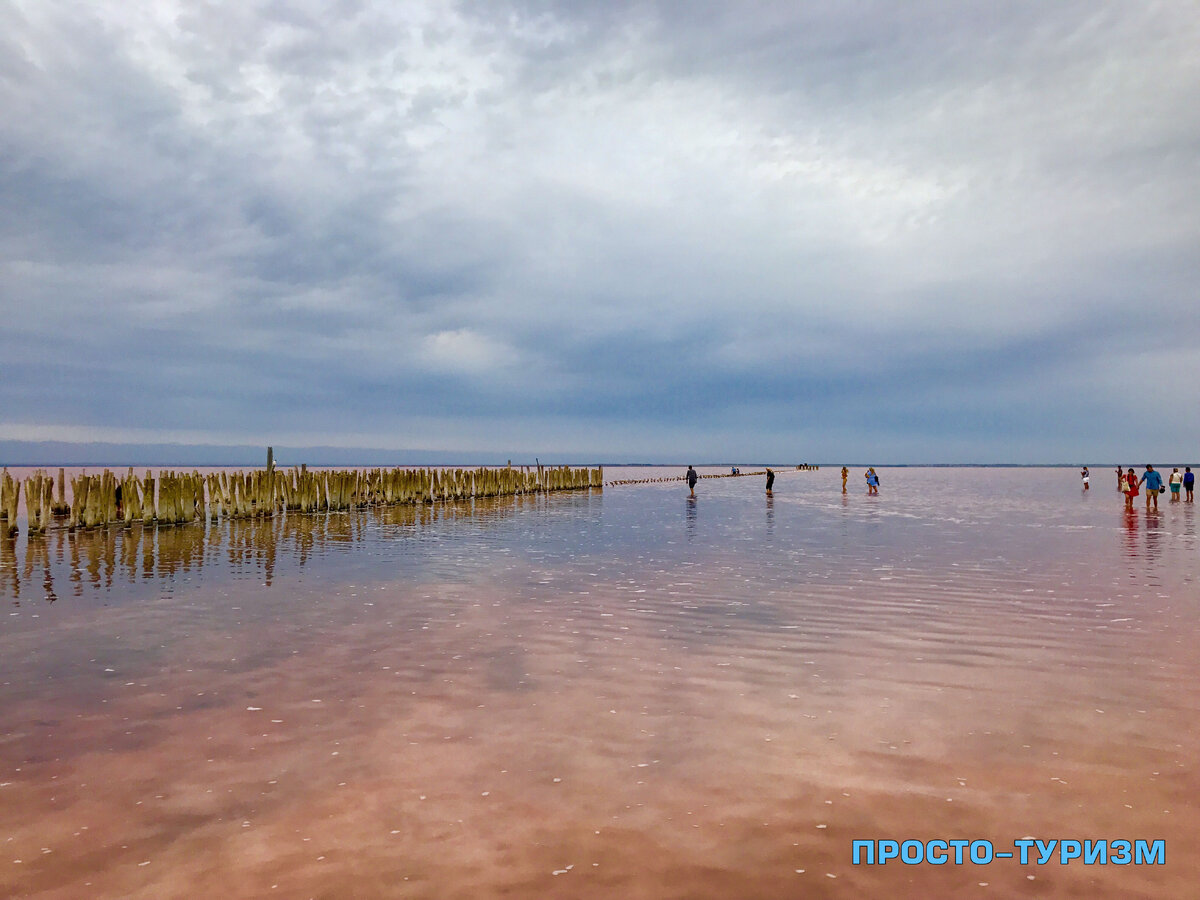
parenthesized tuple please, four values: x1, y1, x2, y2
(686, 464, 1197, 507)
(684, 465, 880, 498)
(1081, 464, 1196, 510)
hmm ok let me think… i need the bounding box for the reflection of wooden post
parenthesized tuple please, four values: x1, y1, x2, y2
(0, 530, 17, 598)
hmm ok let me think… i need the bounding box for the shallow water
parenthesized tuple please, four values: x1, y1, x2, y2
(1, 466, 1197, 898)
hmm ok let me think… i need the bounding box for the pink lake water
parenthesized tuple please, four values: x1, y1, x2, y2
(0, 466, 1197, 898)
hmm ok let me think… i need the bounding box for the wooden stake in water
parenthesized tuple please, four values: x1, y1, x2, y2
(24, 471, 47, 535)
(267, 447, 275, 515)
(142, 472, 156, 525)
(53, 468, 69, 516)
(0, 470, 18, 535)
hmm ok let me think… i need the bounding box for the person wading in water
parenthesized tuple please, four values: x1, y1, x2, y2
(1139, 465, 1163, 511)
(865, 467, 879, 495)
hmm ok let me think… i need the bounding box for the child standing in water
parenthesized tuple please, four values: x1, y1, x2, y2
(841, 466, 849, 493)
(1081, 466, 1090, 490)
(1184, 467, 1195, 502)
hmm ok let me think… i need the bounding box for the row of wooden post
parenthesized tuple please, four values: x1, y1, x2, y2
(1, 465, 603, 535)
(607, 469, 765, 486)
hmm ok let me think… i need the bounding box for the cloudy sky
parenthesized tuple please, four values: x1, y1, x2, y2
(2, 1, 1198, 463)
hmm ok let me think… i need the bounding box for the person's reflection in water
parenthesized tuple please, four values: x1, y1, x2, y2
(685, 496, 697, 540)
(765, 494, 774, 538)
(1121, 507, 1139, 559)
(1144, 509, 1162, 564)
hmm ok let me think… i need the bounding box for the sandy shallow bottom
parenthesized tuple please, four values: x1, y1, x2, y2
(1, 467, 1197, 898)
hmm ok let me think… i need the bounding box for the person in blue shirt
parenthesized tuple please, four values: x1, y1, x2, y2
(1138, 465, 1163, 510)
(865, 467, 879, 495)
(1184, 466, 1195, 503)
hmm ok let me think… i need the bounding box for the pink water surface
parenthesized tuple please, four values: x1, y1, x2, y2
(1, 466, 1196, 898)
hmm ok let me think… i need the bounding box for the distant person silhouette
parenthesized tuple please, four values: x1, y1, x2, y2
(841, 466, 849, 493)
(686, 465, 698, 498)
(765, 468, 775, 494)
(1081, 466, 1089, 490)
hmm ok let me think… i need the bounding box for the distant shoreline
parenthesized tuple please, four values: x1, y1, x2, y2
(1, 459, 1185, 470)
(1, 438, 1189, 469)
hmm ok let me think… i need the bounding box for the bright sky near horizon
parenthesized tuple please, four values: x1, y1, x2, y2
(2, 1, 1198, 463)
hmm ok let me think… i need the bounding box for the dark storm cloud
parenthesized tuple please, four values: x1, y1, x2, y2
(1, 0, 1198, 461)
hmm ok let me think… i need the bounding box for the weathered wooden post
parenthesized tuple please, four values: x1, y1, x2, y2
(53, 468, 69, 516)
(122, 468, 139, 526)
(24, 472, 45, 535)
(192, 471, 205, 523)
(103, 470, 118, 525)
(70, 475, 84, 529)
(266, 447, 275, 515)
(0, 470, 18, 535)
(153, 471, 167, 525)
(142, 472, 156, 525)
(82, 473, 101, 528)
(40, 475, 53, 530)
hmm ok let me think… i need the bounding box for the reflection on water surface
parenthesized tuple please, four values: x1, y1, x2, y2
(1, 467, 1197, 898)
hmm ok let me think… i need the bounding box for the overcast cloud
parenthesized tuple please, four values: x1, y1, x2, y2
(2, 0, 1198, 462)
